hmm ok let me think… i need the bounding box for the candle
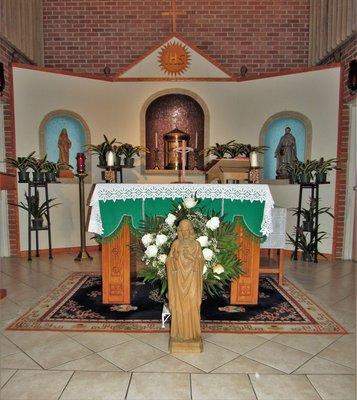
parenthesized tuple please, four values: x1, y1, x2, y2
(155, 132, 158, 149)
(106, 150, 114, 167)
(181, 140, 186, 183)
(250, 151, 259, 168)
(76, 153, 86, 174)
(195, 131, 198, 149)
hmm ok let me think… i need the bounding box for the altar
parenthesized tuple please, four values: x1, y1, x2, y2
(88, 183, 274, 305)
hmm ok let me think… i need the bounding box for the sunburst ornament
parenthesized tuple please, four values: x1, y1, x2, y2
(158, 41, 191, 76)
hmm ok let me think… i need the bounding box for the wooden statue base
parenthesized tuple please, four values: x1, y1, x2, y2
(169, 337, 203, 353)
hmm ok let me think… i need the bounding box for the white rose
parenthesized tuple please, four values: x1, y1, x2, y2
(145, 244, 158, 258)
(202, 248, 214, 261)
(206, 216, 220, 230)
(141, 233, 153, 247)
(155, 234, 168, 246)
(202, 264, 207, 275)
(213, 264, 224, 275)
(197, 235, 209, 247)
(158, 254, 167, 264)
(165, 213, 177, 226)
(183, 197, 197, 209)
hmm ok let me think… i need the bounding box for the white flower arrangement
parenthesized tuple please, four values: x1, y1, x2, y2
(138, 197, 242, 296)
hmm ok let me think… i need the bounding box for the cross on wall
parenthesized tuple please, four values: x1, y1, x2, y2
(162, 0, 186, 33)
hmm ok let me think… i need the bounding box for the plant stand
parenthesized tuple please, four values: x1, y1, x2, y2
(292, 182, 329, 263)
(27, 181, 53, 261)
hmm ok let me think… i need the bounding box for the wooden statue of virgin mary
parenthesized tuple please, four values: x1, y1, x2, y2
(166, 219, 204, 353)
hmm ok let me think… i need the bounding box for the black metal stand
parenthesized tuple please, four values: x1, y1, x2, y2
(292, 182, 328, 263)
(74, 173, 93, 262)
(27, 181, 53, 261)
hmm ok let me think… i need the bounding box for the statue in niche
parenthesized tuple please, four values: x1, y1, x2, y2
(166, 219, 204, 353)
(57, 128, 71, 167)
(275, 126, 298, 179)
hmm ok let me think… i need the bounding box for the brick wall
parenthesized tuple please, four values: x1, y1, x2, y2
(42, 0, 310, 75)
(320, 34, 357, 259)
(0, 37, 33, 255)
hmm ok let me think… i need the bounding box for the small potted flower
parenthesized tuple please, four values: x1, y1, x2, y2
(5, 151, 36, 183)
(28, 155, 48, 183)
(86, 135, 116, 167)
(10, 191, 60, 229)
(204, 141, 235, 159)
(119, 143, 149, 168)
(314, 158, 337, 184)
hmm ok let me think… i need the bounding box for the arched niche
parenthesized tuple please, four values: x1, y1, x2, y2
(39, 110, 91, 180)
(140, 89, 209, 171)
(259, 111, 312, 181)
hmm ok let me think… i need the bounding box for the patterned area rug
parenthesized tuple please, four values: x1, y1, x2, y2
(7, 273, 346, 334)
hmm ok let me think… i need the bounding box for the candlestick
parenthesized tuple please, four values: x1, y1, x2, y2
(155, 132, 158, 149)
(76, 153, 86, 174)
(195, 131, 198, 149)
(181, 140, 186, 183)
(106, 150, 114, 167)
(153, 148, 160, 169)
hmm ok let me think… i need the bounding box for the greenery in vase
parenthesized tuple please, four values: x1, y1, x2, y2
(119, 143, 149, 158)
(86, 135, 116, 163)
(137, 197, 243, 297)
(10, 191, 60, 221)
(314, 158, 338, 174)
(204, 141, 235, 158)
(205, 141, 268, 159)
(28, 155, 48, 172)
(5, 151, 36, 171)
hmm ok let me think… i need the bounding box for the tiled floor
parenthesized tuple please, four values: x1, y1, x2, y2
(0, 254, 355, 400)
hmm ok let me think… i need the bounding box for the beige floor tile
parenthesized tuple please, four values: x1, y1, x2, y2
(67, 332, 132, 352)
(0, 298, 24, 321)
(250, 374, 321, 400)
(60, 371, 130, 400)
(127, 372, 190, 400)
(294, 356, 355, 374)
(245, 341, 312, 374)
(0, 351, 42, 369)
(213, 355, 284, 374)
(24, 335, 93, 369)
(3, 330, 65, 351)
(98, 339, 165, 371)
(0, 336, 21, 357)
(129, 332, 170, 353)
(133, 354, 203, 373)
(307, 374, 356, 400)
(205, 333, 267, 354)
(0, 369, 16, 388)
(0, 369, 73, 400)
(318, 334, 356, 369)
(191, 373, 256, 400)
(271, 334, 341, 355)
(172, 341, 238, 373)
(52, 353, 122, 371)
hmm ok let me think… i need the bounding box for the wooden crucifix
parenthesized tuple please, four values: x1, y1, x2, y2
(162, 0, 186, 32)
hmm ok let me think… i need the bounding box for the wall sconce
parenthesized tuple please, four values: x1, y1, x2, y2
(347, 60, 357, 92)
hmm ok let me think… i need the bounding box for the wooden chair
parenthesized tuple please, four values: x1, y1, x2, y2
(260, 208, 287, 286)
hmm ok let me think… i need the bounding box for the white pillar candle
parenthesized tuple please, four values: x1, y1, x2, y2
(250, 151, 259, 167)
(106, 150, 115, 167)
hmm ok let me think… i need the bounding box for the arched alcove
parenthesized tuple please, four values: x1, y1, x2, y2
(259, 112, 312, 181)
(142, 90, 208, 170)
(39, 110, 91, 179)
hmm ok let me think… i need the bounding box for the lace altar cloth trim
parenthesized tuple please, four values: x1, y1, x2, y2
(88, 183, 274, 237)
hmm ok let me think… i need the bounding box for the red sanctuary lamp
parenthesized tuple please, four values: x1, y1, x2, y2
(76, 152, 86, 174)
(74, 152, 92, 262)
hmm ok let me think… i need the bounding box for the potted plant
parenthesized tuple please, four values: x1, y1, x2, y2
(10, 191, 60, 229)
(86, 135, 116, 167)
(43, 161, 72, 182)
(314, 157, 337, 183)
(5, 151, 36, 183)
(113, 144, 123, 166)
(237, 144, 269, 157)
(287, 227, 329, 262)
(225, 142, 246, 158)
(290, 201, 334, 232)
(28, 155, 48, 183)
(119, 143, 149, 168)
(204, 141, 235, 159)
(297, 160, 318, 184)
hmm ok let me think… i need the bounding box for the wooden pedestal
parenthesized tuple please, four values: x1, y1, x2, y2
(102, 220, 260, 305)
(230, 222, 260, 304)
(102, 222, 131, 304)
